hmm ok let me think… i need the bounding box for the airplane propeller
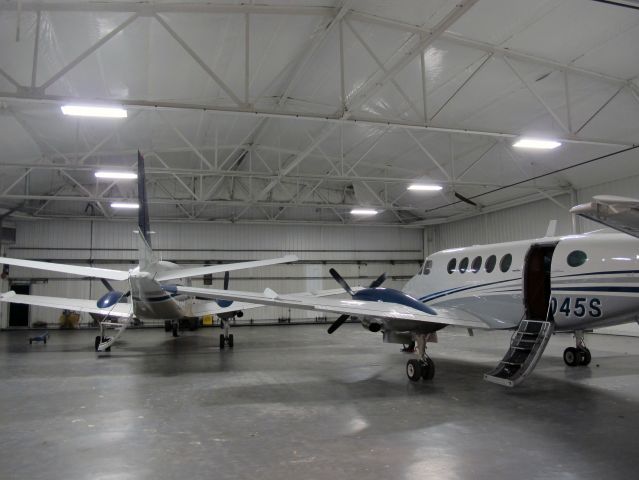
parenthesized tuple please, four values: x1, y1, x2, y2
(327, 268, 387, 334)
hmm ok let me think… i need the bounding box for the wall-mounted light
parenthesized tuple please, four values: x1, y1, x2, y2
(351, 208, 378, 215)
(95, 171, 137, 179)
(111, 202, 139, 209)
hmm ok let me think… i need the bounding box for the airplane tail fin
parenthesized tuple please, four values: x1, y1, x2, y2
(137, 151, 155, 268)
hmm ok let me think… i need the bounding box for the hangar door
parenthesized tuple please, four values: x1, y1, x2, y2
(8, 284, 29, 327)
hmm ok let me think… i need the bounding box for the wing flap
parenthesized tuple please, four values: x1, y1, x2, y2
(155, 255, 299, 281)
(571, 195, 639, 238)
(0, 291, 132, 318)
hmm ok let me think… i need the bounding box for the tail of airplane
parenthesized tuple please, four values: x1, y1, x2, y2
(136, 151, 155, 269)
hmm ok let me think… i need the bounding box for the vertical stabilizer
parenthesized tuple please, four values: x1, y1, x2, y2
(137, 151, 154, 268)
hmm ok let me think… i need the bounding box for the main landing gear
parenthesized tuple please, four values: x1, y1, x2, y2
(563, 330, 591, 367)
(219, 318, 234, 349)
(406, 334, 435, 381)
(164, 320, 180, 337)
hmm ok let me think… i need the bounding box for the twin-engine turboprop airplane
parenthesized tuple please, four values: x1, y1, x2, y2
(0, 152, 298, 352)
(174, 195, 639, 387)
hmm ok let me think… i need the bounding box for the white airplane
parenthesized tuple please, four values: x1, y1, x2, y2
(170, 195, 639, 387)
(0, 152, 300, 352)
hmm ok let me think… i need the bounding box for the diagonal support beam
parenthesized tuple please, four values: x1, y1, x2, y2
(404, 129, 452, 181)
(575, 85, 624, 135)
(159, 111, 213, 169)
(154, 14, 243, 106)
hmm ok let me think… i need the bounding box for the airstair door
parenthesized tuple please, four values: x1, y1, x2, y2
(523, 243, 557, 320)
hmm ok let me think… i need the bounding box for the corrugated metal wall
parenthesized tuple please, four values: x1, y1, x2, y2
(1, 220, 423, 328)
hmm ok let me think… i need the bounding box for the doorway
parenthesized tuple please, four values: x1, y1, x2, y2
(8, 283, 30, 327)
(523, 244, 557, 320)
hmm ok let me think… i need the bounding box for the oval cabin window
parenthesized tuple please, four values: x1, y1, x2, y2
(471, 256, 482, 273)
(500, 253, 512, 272)
(459, 257, 469, 273)
(567, 250, 587, 267)
(485, 255, 497, 273)
(447, 258, 457, 274)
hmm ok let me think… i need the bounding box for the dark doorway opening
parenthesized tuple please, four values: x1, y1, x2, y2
(9, 283, 30, 327)
(523, 244, 557, 320)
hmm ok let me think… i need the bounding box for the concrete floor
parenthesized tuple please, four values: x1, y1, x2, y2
(1, 325, 638, 480)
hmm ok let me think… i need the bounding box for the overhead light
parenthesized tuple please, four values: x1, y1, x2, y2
(351, 208, 378, 215)
(61, 105, 127, 118)
(95, 171, 137, 179)
(407, 184, 443, 191)
(111, 202, 139, 209)
(512, 138, 561, 149)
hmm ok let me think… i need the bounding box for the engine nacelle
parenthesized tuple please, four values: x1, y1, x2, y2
(97, 291, 126, 309)
(368, 322, 382, 333)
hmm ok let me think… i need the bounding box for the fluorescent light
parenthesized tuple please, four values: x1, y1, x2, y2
(95, 171, 137, 179)
(512, 138, 561, 149)
(408, 184, 443, 191)
(351, 208, 378, 215)
(111, 202, 139, 209)
(61, 105, 127, 118)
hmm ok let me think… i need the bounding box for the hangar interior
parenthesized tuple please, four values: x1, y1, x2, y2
(1, 0, 639, 479)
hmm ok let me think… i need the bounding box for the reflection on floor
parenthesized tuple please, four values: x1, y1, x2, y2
(1, 325, 638, 480)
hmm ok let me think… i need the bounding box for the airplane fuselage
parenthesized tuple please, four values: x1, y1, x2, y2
(403, 231, 639, 333)
(129, 261, 190, 320)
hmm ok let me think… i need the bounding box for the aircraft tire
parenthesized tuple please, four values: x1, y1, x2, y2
(219, 334, 225, 349)
(406, 359, 422, 381)
(164, 320, 172, 332)
(228, 334, 234, 348)
(421, 360, 435, 380)
(172, 323, 179, 338)
(94, 336, 101, 352)
(579, 348, 592, 366)
(563, 347, 580, 367)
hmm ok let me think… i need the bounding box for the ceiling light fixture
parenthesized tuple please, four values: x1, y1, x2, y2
(95, 171, 137, 179)
(61, 105, 127, 118)
(351, 208, 378, 215)
(407, 184, 443, 191)
(512, 138, 562, 149)
(111, 202, 139, 209)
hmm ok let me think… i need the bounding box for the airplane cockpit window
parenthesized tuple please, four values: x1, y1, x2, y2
(500, 253, 512, 272)
(447, 258, 456, 274)
(567, 250, 587, 267)
(423, 259, 433, 275)
(485, 255, 497, 273)
(471, 256, 482, 273)
(459, 257, 469, 273)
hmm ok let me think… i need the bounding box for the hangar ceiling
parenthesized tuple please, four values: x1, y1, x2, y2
(0, 0, 638, 226)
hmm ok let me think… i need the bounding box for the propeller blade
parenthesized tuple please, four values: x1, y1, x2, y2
(454, 191, 478, 207)
(100, 278, 114, 291)
(223, 271, 229, 290)
(368, 272, 387, 289)
(327, 314, 350, 334)
(329, 268, 354, 295)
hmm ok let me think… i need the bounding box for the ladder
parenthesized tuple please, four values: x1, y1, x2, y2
(484, 316, 554, 387)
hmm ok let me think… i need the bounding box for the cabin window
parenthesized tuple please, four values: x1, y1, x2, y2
(471, 256, 482, 273)
(500, 253, 512, 272)
(485, 255, 497, 273)
(459, 257, 469, 273)
(567, 250, 587, 267)
(423, 259, 433, 275)
(447, 258, 456, 274)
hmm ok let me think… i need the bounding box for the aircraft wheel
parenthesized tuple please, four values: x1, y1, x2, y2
(406, 359, 422, 381)
(43, 338, 46, 345)
(172, 323, 179, 338)
(421, 360, 435, 380)
(94, 336, 101, 352)
(579, 348, 592, 366)
(563, 347, 580, 367)
(219, 334, 225, 349)
(228, 334, 234, 348)
(164, 320, 172, 332)
(29, 339, 32, 345)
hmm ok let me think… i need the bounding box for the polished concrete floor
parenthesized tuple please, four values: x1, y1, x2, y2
(1, 324, 639, 480)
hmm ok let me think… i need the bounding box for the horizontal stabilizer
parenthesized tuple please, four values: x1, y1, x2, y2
(0, 257, 130, 281)
(571, 195, 639, 238)
(0, 291, 132, 318)
(155, 255, 298, 281)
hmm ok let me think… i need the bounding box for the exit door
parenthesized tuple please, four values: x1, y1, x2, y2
(523, 244, 557, 320)
(8, 284, 29, 327)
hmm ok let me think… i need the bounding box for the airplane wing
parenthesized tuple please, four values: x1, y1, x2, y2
(190, 301, 263, 317)
(0, 291, 133, 318)
(571, 195, 639, 238)
(175, 286, 489, 330)
(155, 255, 299, 282)
(0, 257, 130, 281)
